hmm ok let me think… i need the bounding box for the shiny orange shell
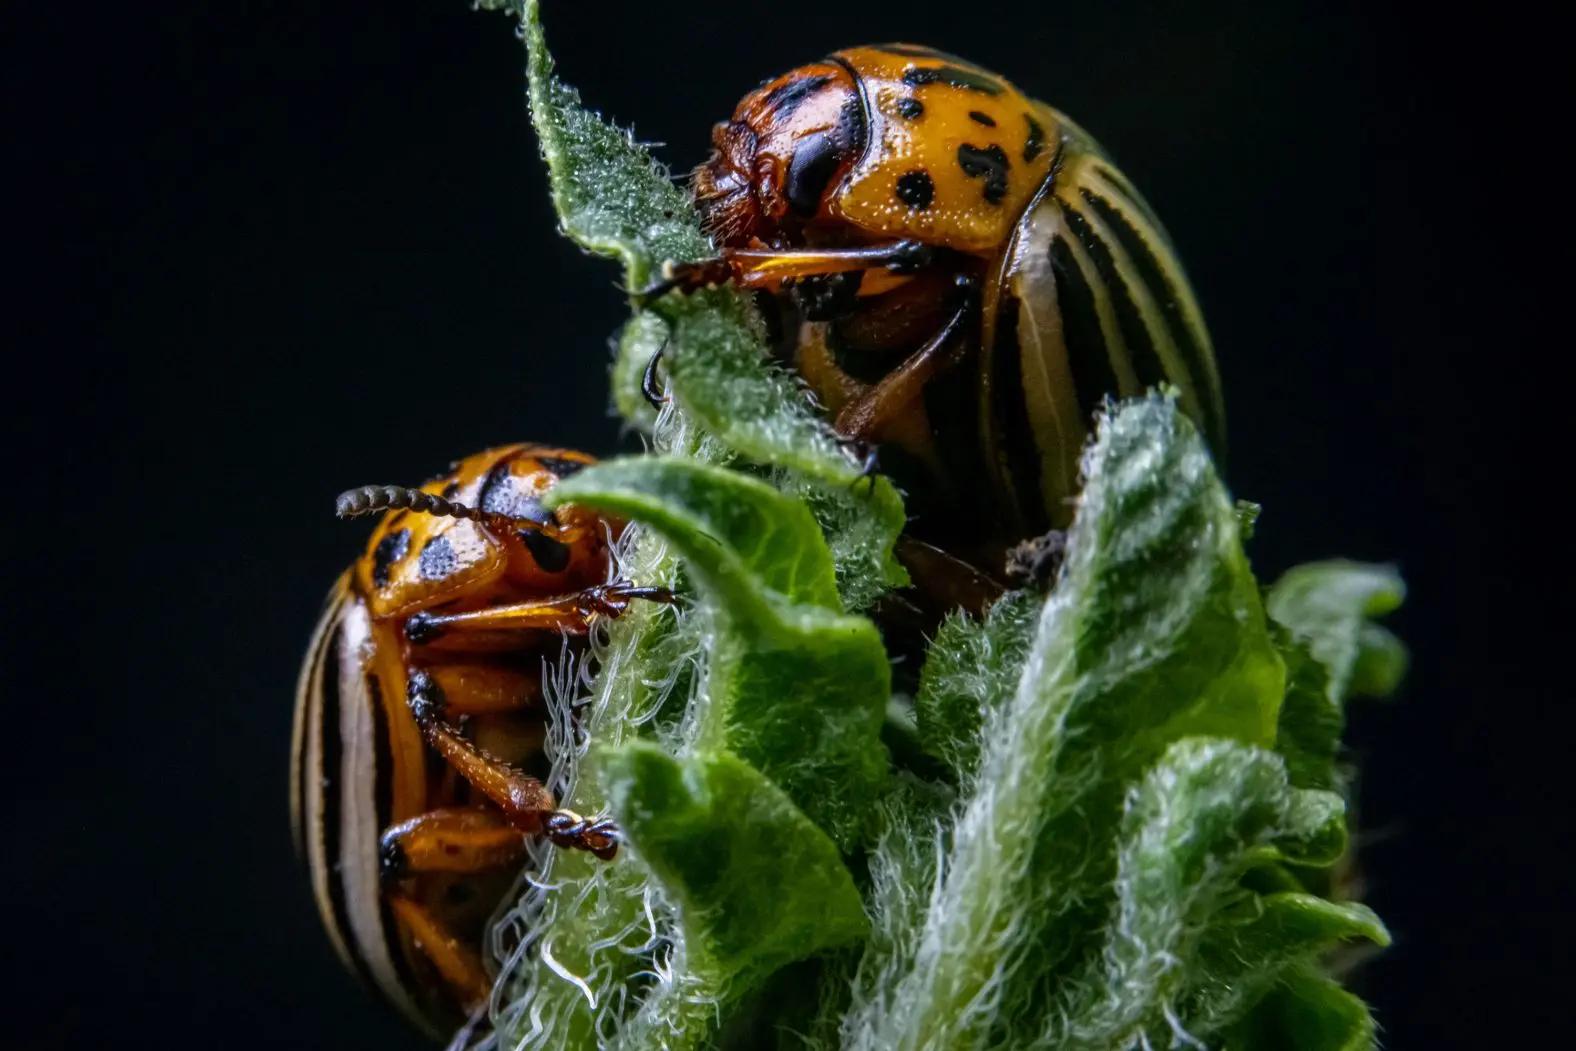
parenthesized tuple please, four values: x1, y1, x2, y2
(825, 45, 1056, 252)
(354, 445, 608, 619)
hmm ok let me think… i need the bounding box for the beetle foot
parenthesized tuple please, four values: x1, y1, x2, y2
(635, 258, 732, 303)
(836, 437, 882, 495)
(884, 240, 934, 274)
(542, 810, 620, 861)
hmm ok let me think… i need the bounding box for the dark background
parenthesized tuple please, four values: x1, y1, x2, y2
(11, 1, 1558, 1048)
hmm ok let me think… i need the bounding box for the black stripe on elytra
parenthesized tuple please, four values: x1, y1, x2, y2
(320, 625, 378, 995)
(1048, 232, 1121, 426)
(902, 64, 1005, 95)
(1079, 188, 1218, 444)
(369, 672, 394, 834)
(370, 529, 410, 590)
(968, 110, 996, 127)
(1023, 114, 1046, 162)
(957, 143, 1010, 204)
(300, 615, 337, 866)
(368, 667, 422, 1007)
(1091, 163, 1144, 210)
(786, 131, 846, 216)
(762, 74, 833, 120)
(990, 293, 1051, 534)
(1062, 203, 1167, 394)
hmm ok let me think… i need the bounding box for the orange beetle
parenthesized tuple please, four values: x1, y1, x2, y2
(662, 45, 1225, 580)
(290, 445, 668, 1039)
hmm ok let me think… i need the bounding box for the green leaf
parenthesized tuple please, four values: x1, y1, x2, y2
(1223, 964, 1380, 1051)
(1267, 560, 1408, 703)
(546, 457, 891, 850)
(601, 744, 869, 989)
(1053, 739, 1377, 1050)
(914, 589, 1041, 782)
(846, 395, 1287, 1051)
(1269, 561, 1408, 793)
(1185, 893, 1388, 1038)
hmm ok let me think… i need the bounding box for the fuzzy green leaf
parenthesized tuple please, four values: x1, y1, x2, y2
(601, 744, 868, 988)
(849, 395, 1287, 1051)
(914, 589, 1041, 781)
(1269, 561, 1408, 792)
(1053, 738, 1381, 1050)
(1223, 964, 1380, 1051)
(1184, 893, 1388, 1039)
(546, 457, 890, 850)
(1268, 560, 1408, 702)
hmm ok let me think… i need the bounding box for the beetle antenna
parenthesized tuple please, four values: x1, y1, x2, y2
(335, 485, 560, 536)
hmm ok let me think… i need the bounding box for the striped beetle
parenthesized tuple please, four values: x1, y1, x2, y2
(290, 445, 667, 1039)
(660, 44, 1225, 580)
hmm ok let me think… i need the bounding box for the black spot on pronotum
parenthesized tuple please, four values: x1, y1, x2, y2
(895, 169, 935, 210)
(894, 96, 924, 120)
(418, 534, 459, 581)
(902, 64, 1005, 95)
(520, 530, 572, 574)
(786, 131, 845, 216)
(1023, 114, 1046, 162)
(762, 74, 833, 120)
(957, 143, 1011, 204)
(479, 462, 554, 526)
(371, 528, 410, 589)
(968, 110, 997, 127)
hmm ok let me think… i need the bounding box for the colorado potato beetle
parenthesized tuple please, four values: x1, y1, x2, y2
(290, 445, 667, 1039)
(664, 44, 1225, 572)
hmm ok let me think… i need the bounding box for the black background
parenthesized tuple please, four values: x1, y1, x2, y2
(11, 1, 1559, 1048)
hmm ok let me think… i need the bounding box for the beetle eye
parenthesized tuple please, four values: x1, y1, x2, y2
(785, 132, 843, 217)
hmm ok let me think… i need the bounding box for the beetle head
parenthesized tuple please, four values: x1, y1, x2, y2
(693, 61, 865, 247)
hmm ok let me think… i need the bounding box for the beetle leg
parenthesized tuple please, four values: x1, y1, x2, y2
(406, 671, 622, 861)
(832, 276, 979, 444)
(405, 583, 678, 645)
(380, 807, 528, 882)
(640, 241, 935, 299)
(385, 894, 494, 1012)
